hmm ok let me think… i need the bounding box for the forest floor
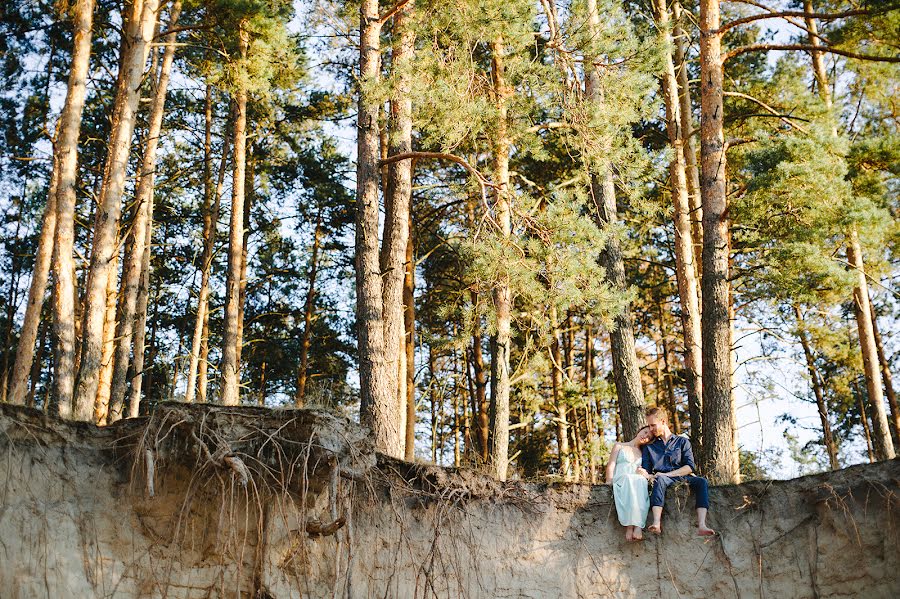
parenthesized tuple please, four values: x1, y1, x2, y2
(1, 402, 898, 598)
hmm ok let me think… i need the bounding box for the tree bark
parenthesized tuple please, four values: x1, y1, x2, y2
(220, 25, 250, 407)
(653, 0, 703, 450)
(355, 0, 398, 455)
(699, 0, 739, 483)
(107, 0, 180, 420)
(93, 249, 119, 424)
(489, 35, 513, 481)
(295, 211, 322, 405)
(380, 0, 416, 448)
(72, 0, 159, 420)
(404, 217, 416, 460)
(855, 377, 875, 463)
(585, 0, 645, 441)
(847, 234, 895, 460)
(125, 204, 154, 419)
(550, 307, 570, 480)
(187, 98, 231, 405)
(870, 300, 900, 443)
(236, 143, 253, 370)
(8, 168, 58, 406)
(52, 0, 96, 419)
(794, 305, 839, 470)
(672, 0, 703, 260)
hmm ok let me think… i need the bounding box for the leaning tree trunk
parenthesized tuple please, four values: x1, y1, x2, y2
(653, 0, 703, 451)
(698, 0, 739, 483)
(380, 0, 416, 444)
(52, 0, 96, 418)
(356, 0, 400, 456)
(585, 0, 645, 441)
(847, 234, 895, 460)
(72, 0, 159, 421)
(220, 46, 249, 407)
(489, 35, 513, 481)
(107, 1, 180, 420)
(870, 301, 900, 442)
(794, 305, 839, 470)
(8, 168, 58, 406)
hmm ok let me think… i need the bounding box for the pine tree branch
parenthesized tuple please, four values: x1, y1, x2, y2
(718, 9, 870, 34)
(724, 43, 900, 63)
(379, 152, 494, 187)
(723, 91, 810, 134)
(378, 0, 413, 25)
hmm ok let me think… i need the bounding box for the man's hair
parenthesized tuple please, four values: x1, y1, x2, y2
(645, 406, 668, 422)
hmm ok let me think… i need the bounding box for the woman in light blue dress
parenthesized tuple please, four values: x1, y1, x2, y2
(605, 426, 652, 541)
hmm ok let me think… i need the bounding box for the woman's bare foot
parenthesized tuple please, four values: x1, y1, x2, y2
(625, 526, 635, 541)
(632, 527, 644, 541)
(697, 526, 716, 537)
(648, 523, 662, 535)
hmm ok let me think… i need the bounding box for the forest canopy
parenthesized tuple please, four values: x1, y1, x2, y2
(0, 0, 898, 482)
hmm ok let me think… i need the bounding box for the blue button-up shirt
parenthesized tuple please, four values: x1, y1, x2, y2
(641, 434, 696, 474)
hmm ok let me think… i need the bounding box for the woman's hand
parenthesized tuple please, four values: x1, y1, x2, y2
(637, 467, 652, 481)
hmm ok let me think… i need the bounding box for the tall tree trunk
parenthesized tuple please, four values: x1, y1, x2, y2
(551, 307, 570, 480)
(803, 0, 836, 134)
(28, 309, 49, 408)
(381, 1, 416, 448)
(847, 234, 895, 460)
(855, 377, 875, 463)
(356, 0, 399, 455)
(489, 35, 513, 481)
(467, 197, 490, 462)
(236, 143, 253, 370)
(870, 301, 900, 442)
(93, 250, 119, 423)
(220, 26, 250, 407)
(699, 0, 739, 483)
(657, 305, 682, 435)
(107, 1, 180, 419)
(52, 0, 96, 418)
(72, 0, 159, 420)
(585, 0, 645, 441)
(187, 98, 230, 405)
(404, 218, 416, 460)
(295, 211, 322, 405)
(793, 305, 839, 470)
(672, 0, 703, 259)
(125, 204, 154, 419)
(8, 168, 58, 406)
(653, 0, 703, 450)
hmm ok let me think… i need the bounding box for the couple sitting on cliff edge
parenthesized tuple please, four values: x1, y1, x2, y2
(605, 406, 717, 541)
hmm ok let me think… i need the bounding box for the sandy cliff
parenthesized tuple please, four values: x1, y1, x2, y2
(1, 403, 898, 598)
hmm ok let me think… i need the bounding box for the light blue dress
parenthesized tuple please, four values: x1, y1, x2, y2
(612, 446, 650, 527)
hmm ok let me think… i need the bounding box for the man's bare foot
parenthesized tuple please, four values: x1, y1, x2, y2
(697, 526, 716, 537)
(648, 524, 662, 535)
(632, 528, 644, 541)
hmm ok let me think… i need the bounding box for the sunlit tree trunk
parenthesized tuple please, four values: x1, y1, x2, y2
(220, 25, 249, 407)
(107, 0, 180, 420)
(404, 220, 416, 460)
(93, 250, 119, 424)
(699, 0, 739, 483)
(847, 234, 895, 460)
(8, 168, 58, 406)
(793, 305, 839, 470)
(73, 0, 159, 420)
(870, 301, 900, 442)
(125, 207, 154, 419)
(489, 35, 513, 481)
(653, 0, 703, 449)
(52, 0, 96, 418)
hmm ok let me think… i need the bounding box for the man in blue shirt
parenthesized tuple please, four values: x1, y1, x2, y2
(639, 407, 716, 536)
